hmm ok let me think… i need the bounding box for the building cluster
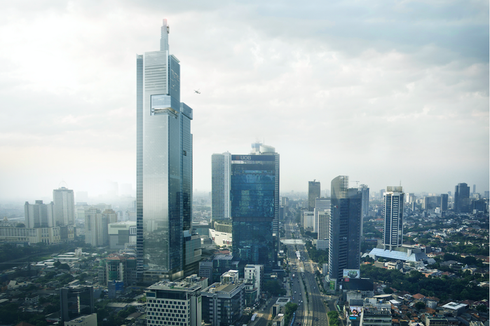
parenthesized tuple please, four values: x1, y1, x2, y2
(0, 187, 76, 244)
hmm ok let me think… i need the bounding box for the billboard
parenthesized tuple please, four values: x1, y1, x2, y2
(343, 269, 360, 279)
(348, 306, 362, 320)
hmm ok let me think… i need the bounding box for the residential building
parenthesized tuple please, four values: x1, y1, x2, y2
(201, 270, 245, 326)
(317, 210, 330, 240)
(53, 186, 75, 226)
(145, 279, 202, 326)
(314, 197, 330, 234)
(84, 207, 109, 247)
(100, 253, 137, 287)
(212, 152, 231, 221)
(308, 180, 321, 211)
(137, 19, 194, 282)
(328, 176, 362, 288)
(383, 186, 404, 251)
(231, 144, 279, 269)
(244, 264, 263, 302)
(24, 200, 54, 228)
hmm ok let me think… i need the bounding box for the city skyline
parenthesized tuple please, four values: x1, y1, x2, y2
(0, 1, 488, 200)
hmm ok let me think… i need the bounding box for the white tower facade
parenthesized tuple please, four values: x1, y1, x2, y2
(383, 186, 404, 251)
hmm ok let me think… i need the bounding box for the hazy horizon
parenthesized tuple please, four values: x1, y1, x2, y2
(0, 1, 488, 200)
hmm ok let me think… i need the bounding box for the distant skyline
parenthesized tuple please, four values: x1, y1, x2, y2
(0, 1, 488, 201)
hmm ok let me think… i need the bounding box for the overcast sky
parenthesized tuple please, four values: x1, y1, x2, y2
(0, 0, 488, 201)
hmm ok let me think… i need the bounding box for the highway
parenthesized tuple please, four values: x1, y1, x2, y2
(283, 222, 330, 326)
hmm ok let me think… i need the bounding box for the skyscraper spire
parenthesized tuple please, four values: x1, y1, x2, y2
(160, 19, 169, 53)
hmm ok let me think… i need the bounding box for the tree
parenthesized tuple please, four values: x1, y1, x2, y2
(263, 280, 286, 296)
(414, 301, 426, 310)
(476, 304, 488, 313)
(284, 302, 298, 325)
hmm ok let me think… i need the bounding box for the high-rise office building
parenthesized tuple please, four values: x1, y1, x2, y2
(383, 186, 404, 251)
(454, 183, 470, 213)
(60, 286, 94, 323)
(53, 187, 75, 226)
(24, 200, 54, 228)
(136, 20, 194, 282)
(308, 180, 321, 211)
(231, 144, 279, 269)
(212, 152, 231, 221)
(440, 194, 449, 212)
(328, 176, 362, 288)
(358, 184, 369, 237)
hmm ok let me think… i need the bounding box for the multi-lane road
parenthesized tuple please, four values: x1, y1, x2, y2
(284, 222, 330, 326)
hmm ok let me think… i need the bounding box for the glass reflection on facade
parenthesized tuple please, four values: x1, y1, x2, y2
(137, 19, 193, 282)
(231, 153, 279, 268)
(328, 176, 362, 286)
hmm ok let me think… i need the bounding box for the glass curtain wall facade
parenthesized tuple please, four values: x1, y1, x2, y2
(137, 19, 193, 282)
(212, 152, 231, 221)
(454, 183, 470, 213)
(383, 186, 404, 251)
(308, 181, 321, 211)
(231, 153, 279, 269)
(328, 176, 362, 286)
(359, 184, 369, 237)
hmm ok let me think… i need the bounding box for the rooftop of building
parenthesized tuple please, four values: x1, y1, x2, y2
(369, 247, 428, 262)
(442, 302, 468, 310)
(203, 281, 243, 294)
(147, 280, 201, 292)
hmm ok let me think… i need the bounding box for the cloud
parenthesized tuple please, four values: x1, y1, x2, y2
(0, 0, 487, 199)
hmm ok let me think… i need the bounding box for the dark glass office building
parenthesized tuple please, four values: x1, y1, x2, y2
(231, 145, 279, 269)
(308, 180, 321, 211)
(136, 19, 193, 282)
(328, 176, 362, 288)
(454, 183, 470, 213)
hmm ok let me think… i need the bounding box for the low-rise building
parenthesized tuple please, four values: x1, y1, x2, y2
(201, 270, 245, 326)
(145, 279, 202, 326)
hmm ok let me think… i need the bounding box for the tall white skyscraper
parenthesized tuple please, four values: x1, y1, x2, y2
(53, 187, 75, 226)
(383, 186, 404, 251)
(136, 19, 193, 282)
